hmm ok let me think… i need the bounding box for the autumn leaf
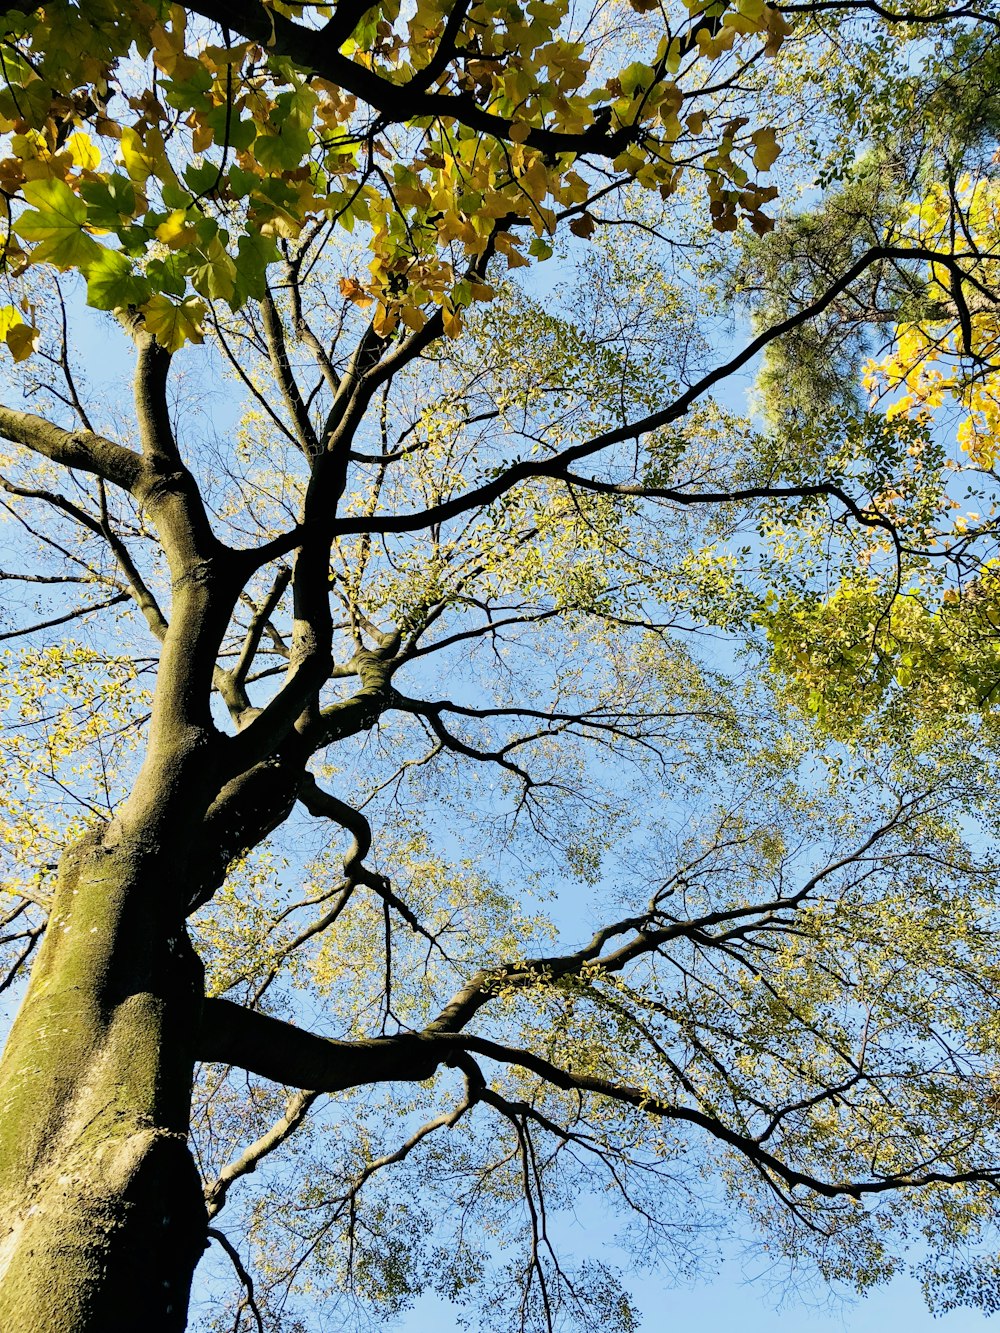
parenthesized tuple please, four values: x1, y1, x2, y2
(750, 127, 781, 172)
(399, 303, 426, 331)
(6, 321, 39, 360)
(155, 210, 199, 250)
(142, 294, 207, 351)
(339, 276, 373, 308)
(0, 303, 32, 360)
(64, 132, 101, 172)
(118, 126, 157, 184)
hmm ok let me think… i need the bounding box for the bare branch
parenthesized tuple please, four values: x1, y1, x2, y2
(0, 591, 128, 642)
(205, 1090, 320, 1219)
(206, 1228, 265, 1333)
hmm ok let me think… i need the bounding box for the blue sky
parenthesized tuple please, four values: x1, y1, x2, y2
(395, 1271, 996, 1331)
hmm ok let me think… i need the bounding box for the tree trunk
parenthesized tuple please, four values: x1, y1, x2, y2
(0, 827, 207, 1332)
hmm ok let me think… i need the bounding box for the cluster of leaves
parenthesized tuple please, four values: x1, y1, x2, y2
(864, 176, 1000, 467)
(0, 0, 795, 351)
(0, 638, 149, 991)
(740, 34, 1000, 744)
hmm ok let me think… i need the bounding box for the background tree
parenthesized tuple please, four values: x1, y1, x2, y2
(0, 3, 999, 1332)
(748, 25, 1000, 743)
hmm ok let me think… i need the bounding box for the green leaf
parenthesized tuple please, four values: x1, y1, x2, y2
(161, 182, 194, 211)
(253, 125, 311, 174)
(14, 179, 102, 270)
(227, 165, 258, 199)
(85, 248, 150, 311)
(79, 175, 138, 231)
(184, 161, 223, 196)
(191, 238, 237, 302)
(619, 61, 654, 97)
(146, 254, 189, 297)
(232, 230, 281, 306)
(201, 105, 256, 151)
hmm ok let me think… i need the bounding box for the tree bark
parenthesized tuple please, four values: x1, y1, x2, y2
(0, 826, 207, 1332)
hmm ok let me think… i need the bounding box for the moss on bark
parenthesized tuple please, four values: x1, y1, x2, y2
(0, 831, 208, 1330)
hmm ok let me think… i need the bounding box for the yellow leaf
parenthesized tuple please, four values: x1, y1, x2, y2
(149, 14, 187, 75)
(0, 304, 22, 339)
(372, 302, 398, 337)
(495, 233, 530, 269)
(750, 127, 781, 172)
(696, 25, 737, 57)
(399, 304, 426, 331)
(0, 304, 37, 359)
(143, 294, 206, 352)
(200, 40, 253, 70)
(64, 132, 101, 172)
(119, 126, 156, 184)
(6, 323, 39, 361)
(763, 7, 791, 55)
(155, 209, 198, 249)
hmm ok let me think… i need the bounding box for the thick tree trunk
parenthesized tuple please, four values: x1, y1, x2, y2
(0, 827, 207, 1332)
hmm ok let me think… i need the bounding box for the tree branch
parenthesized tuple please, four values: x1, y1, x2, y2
(197, 997, 443, 1089)
(329, 245, 969, 537)
(182, 0, 638, 160)
(0, 404, 142, 492)
(260, 286, 320, 456)
(205, 1090, 320, 1218)
(195, 1002, 1000, 1206)
(206, 1228, 265, 1333)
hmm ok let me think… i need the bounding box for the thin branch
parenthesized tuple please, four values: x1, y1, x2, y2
(0, 591, 128, 641)
(205, 1090, 320, 1219)
(206, 1228, 265, 1333)
(329, 246, 968, 538)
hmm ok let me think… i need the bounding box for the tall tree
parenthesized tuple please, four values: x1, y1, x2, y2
(0, 3, 999, 1331)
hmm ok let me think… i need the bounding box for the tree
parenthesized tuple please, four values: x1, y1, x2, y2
(750, 29, 1000, 740)
(1, 3, 1000, 1331)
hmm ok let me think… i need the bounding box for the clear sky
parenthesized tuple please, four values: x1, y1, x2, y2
(394, 1271, 997, 1331)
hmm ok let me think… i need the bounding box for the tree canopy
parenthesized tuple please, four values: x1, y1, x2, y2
(1, 3, 1000, 1332)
